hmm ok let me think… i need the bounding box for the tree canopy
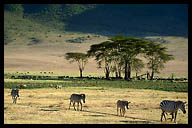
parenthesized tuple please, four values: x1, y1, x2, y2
(65, 52, 89, 78)
(87, 35, 174, 80)
(144, 42, 174, 79)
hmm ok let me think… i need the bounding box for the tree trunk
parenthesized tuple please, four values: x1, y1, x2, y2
(147, 71, 150, 80)
(127, 64, 131, 80)
(115, 71, 118, 78)
(124, 61, 128, 80)
(118, 65, 122, 78)
(118, 71, 121, 78)
(151, 71, 154, 80)
(80, 69, 83, 78)
(105, 68, 110, 80)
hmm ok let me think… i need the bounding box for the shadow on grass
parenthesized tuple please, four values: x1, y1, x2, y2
(88, 114, 105, 117)
(120, 120, 151, 124)
(40, 109, 59, 111)
(58, 108, 162, 123)
(81, 109, 160, 123)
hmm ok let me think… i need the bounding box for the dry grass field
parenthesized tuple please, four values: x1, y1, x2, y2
(4, 87, 188, 124)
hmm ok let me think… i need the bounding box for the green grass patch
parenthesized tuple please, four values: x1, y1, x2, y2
(4, 78, 188, 92)
(4, 72, 105, 78)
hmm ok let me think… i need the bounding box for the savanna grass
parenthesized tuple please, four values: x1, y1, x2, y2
(4, 78, 188, 92)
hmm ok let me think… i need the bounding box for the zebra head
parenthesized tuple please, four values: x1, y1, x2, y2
(178, 101, 186, 114)
(81, 94, 86, 103)
(125, 101, 131, 109)
(16, 88, 19, 97)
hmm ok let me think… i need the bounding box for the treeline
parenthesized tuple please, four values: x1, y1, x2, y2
(65, 35, 174, 80)
(4, 4, 98, 21)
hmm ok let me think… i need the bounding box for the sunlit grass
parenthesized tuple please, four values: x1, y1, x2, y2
(4, 87, 188, 124)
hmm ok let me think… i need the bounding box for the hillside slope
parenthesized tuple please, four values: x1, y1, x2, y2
(66, 4, 188, 37)
(4, 4, 188, 39)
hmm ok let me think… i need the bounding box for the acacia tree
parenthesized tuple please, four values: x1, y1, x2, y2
(65, 52, 89, 78)
(144, 42, 174, 80)
(111, 55, 124, 78)
(110, 36, 148, 80)
(131, 58, 145, 77)
(87, 41, 114, 79)
(88, 35, 148, 80)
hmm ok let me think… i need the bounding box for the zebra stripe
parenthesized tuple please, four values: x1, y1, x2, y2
(69, 94, 86, 111)
(117, 100, 131, 117)
(11, 89, 19, 104)
(160, 100, 186, 122)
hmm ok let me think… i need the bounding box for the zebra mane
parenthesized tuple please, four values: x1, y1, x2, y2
(176, 101, 185, 106)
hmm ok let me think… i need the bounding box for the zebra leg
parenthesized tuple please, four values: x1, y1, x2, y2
(73, 102, 76, 111)
(163, 112, 167, 121)
(161, 111, 165, 122)
(69, 101, 71, 110)
(174, 111, 177, 123)
(80, 102, 82, 111)
(123, 109, 125, 117)
(117, 107, 119, 116)
(121, 108, 124, 116)
(160, 112, 163, 122)
(12, 96, 14, 103)
(15, 96, 17, 104)
(13, 97, 16, 104)
(171, 113, 174, 121)
(122, 109, 124, 117)
(77, 102, 79, 111)
(120, 109, 122, 116)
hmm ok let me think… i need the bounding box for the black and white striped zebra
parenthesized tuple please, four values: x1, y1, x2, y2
(117, 100, 131, 117)
(55, 85, 62, 89)
(160, 100, 186, 122)
(11, 88, 19, 104)
(69, 94, 86, 111)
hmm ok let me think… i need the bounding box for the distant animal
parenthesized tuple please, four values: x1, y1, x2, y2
(160, 100, 187, 122)
(69, 94, 86, 111)
(55, 85, 62, 89)
(117, 100, 131, 117)
(17, 84, 27, 89)
(11, 88, 19, 104)
(49, 84, 53, 88)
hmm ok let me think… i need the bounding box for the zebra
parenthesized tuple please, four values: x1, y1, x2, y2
(55, 85, 62, 89)
(69, 94, 86, 111)
(11, 88, 19, 104)
(160, 100, 187, 122)
(17, 84, 27, 89)
(117, 100, 131, 117)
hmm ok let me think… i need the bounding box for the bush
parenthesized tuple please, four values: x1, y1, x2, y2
(28, 37, 41, 45)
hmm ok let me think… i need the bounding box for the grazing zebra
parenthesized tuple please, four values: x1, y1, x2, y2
(117, 100, 131, 117)
(69, 94, 86, 111)
(17, 84, 27, 89)
(160, 100, 186, 122)
(11, 89, 19, 104)
(55, 85, 62, 89)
